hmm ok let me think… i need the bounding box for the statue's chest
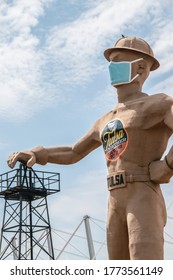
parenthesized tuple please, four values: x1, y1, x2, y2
(100, 102, 164, 161)
(115, 102, 164, 130)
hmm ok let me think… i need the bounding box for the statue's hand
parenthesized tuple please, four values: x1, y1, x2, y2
(149, 158, 173, 184)
(7, 151, 36, 169)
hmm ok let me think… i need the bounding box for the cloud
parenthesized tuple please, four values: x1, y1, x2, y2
(1, 0, 173, 121)
(45, 0, 152, 86)
(0, 0, 55, 121)
(45, 0, 173, 102)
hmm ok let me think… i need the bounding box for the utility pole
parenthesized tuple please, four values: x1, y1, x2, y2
(84, 215, 96, 260)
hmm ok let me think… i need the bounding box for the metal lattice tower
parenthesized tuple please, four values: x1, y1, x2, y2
(0, 163, 60, 260)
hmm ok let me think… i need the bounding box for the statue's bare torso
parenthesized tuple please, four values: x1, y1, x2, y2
(95, 93, 172, 174)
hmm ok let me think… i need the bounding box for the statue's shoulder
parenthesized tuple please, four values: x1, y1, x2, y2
(147, 93, 173, 104)
(93, 110, 115, 132)
(143, 93, 173, 111)
(96, 110, 114, 122)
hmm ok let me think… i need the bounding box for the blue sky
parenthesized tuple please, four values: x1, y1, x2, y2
(0, 0, 173, 259)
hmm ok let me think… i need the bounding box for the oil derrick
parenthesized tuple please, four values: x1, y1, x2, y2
(0, 163, 60, 260)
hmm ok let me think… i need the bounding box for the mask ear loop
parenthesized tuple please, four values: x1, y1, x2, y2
(130, 73, 139, 82)
(130, 58, 143, 82)
(131, 58, 143, 63)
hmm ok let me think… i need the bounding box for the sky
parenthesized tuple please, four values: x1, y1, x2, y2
(0, 0, 173, 260)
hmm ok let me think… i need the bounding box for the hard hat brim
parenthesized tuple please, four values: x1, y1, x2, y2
(104, 47, 160, 71)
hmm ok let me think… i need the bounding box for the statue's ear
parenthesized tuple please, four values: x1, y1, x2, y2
(137, 61, 145, 74)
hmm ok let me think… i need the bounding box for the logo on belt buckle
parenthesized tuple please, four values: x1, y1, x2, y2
(107, 171, 126, 190)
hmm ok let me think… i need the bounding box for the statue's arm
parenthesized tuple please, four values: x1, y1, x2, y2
(7, 124, 101, 168)
(163, 103, 173, 167)
(45, 127, 101, 165)
(149, 103, 173, 184)
(164, 103, 173, 130)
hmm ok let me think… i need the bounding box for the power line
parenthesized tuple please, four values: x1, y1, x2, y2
(52, 228, 105, 245)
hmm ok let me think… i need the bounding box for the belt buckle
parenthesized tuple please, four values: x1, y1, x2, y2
(107, 171, 126, 191)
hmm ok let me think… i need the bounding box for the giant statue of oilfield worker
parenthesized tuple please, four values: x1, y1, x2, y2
(7, 36, 173, 260)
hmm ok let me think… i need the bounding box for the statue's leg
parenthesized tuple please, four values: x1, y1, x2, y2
(127, 182, 166, 260)
(107, 190, 130, 260)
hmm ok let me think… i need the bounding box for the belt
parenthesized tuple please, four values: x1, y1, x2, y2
(107, 171, 150, 191)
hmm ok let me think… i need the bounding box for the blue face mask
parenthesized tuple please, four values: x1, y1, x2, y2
(108, 58, 143, 86)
